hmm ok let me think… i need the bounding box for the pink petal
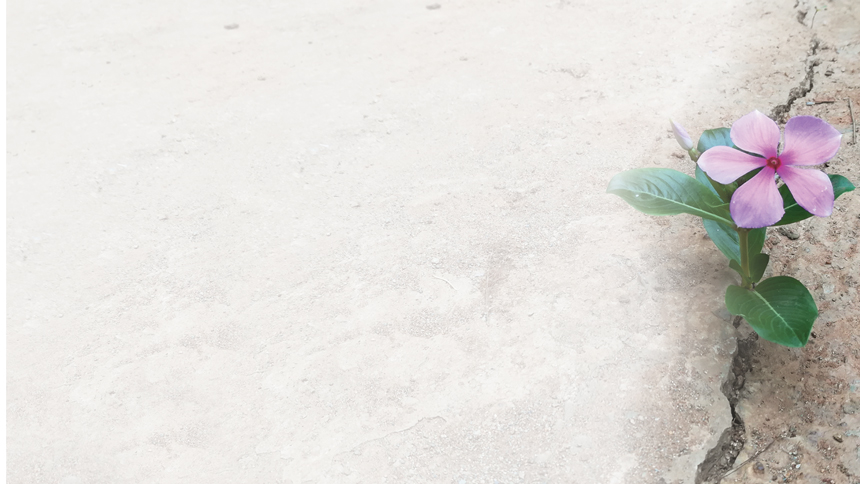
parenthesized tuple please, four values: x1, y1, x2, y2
(780, 116, 842, 166)
(698, 146, 766, 184)
(778, 165, 834, 217)
(730, 167, 783, 228)
(730, 110, 780, 158)
(670, 119, 694, 150)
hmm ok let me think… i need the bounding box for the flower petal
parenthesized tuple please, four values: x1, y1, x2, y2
(670, 119, 694, 151)
(730, 167, 783, 228)
(778, 165, 834, 217)
(729, 110, 780, 158)
(698, 146, 766, 184)
(780, 116, 842, 166)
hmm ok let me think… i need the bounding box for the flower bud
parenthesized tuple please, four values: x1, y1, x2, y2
(670, 119, 694, 151)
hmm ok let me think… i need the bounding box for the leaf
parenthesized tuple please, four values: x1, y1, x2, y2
(749, 253, 769, 284)
(749, 227, 766, 254)
(737, 166, 764, 187)
(704, 219, 742, 263)
(696, 165, 720, 197)
(725, 276, 818, 347)
(607, 168, 733, 225)
(703, 220, 766, 264)
(774, 174, 856, 226)
(696, 128, 733, 153)
(696, 164, 732, 203)
(726, 253, 769, 285)
(729, 259, 742, 277)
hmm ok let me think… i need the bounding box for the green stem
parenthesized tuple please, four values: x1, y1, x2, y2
(688, 148, 700, 162)
(738, 228, 752, 289)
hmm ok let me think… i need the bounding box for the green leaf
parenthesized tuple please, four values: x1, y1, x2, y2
(749, 227, 766, 254)
(729, 259, 742, 277)
(696, 128, 733, 153)
(725, 276, 818, 347)
(726, 253, 768, 285)
(702, 220, 766, 264)
(696, 164, 732, 203)
(774, 174, 856, 226)
(696, 165, 720, 198)
(704, 219, 742, 263)
(749, 253, 769, 284)
(607, 168, 733, 225)
(737, 167, 764, 186)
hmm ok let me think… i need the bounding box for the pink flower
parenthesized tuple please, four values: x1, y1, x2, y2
(698, 110, 842, 228)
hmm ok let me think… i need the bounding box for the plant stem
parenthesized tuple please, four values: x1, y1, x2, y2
(738, 228, 752, 289)
(688, 148, 700, 162)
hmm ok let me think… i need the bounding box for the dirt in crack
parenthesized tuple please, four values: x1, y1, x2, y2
(770, 37, 821, 123)
(695, 318, 757, 484)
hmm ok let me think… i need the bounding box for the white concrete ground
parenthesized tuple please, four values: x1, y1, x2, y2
(7, 0, 817, 482)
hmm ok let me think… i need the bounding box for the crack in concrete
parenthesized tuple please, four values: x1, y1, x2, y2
(696, 32, 825, 481)
(770, 37, 822, 123)
(696, 318, 757, 483)
(331, 416, 449, 463)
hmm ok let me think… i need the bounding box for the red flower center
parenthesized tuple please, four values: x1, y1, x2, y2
(766, 156, 782, 170)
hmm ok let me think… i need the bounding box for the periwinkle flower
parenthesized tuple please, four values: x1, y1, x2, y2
(670, 119, 694, 151)
(698, 110, 842, 228)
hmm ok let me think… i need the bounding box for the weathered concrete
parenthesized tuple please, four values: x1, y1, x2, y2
(6, 0, 820, 482)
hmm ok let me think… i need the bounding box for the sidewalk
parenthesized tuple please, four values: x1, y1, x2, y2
(6, 0, 856, 482)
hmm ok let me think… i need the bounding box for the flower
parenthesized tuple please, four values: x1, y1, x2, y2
(697, 110, 842, 228)
(670, 119, 694, 151)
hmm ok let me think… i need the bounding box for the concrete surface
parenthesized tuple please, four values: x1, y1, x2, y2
(6, 0, 829, 482)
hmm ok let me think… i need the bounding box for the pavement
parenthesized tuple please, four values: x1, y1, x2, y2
(6, 0, 851, 482)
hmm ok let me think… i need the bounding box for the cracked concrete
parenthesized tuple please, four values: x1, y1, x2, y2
(770, 36, 823, 123)
(6, 0, 853, 482)
(697, 320, 756, 484)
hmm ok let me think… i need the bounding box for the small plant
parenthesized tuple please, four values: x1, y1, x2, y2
(607, 111, 855, 347)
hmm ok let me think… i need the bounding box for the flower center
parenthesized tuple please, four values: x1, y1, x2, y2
(766, 156, 782, 170)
